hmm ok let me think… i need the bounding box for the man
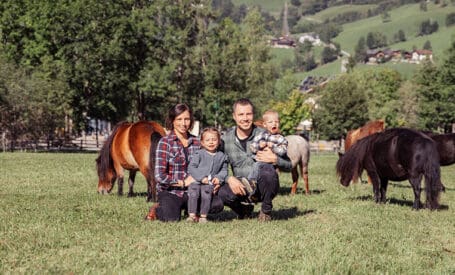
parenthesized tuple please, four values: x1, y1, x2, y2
(217, 98, 292, 221)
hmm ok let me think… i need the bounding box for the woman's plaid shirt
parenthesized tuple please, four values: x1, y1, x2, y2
(155, 131, 200, 197)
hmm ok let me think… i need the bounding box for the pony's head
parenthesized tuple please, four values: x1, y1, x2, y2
(336, 152, 355, 186)
(96, 155, 115, 194)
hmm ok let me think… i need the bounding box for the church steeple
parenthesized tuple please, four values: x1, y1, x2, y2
(282, 2, 290, 38)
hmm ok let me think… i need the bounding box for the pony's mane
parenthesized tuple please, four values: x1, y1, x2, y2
(337, 132, 381, 183)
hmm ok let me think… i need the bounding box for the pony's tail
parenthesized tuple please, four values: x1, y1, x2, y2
(96, 122, 125, 182)
(336, 136, 371, 186)
(423, 148, 442, 210)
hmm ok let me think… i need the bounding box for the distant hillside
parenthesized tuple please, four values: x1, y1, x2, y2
(333, 2, 455, 59)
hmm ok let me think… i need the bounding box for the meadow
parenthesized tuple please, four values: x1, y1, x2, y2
(0, 152, 454, 273)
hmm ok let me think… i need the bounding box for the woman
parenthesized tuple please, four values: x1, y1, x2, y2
(145, 103, 223, 222)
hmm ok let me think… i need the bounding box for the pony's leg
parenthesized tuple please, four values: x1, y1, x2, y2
(290, 166, 298, 195)
(379, 178, 388, 203)
(114, 164, 125, 196)
(409, 175, 423, 210)
(301, 162, 310, 195)
(127, 170, 137, 197)
(366, 170, 381, 203)
(117, 176, 124, 196)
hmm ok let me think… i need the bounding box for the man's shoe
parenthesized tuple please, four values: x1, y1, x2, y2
(238, 204, 254, 220)
(258, 210, 271, 222)
(144, 203, 159, 221)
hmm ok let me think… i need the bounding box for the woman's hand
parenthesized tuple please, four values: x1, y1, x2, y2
(256, 147, 277, 164)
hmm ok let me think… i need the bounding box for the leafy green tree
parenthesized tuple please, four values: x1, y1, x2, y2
(321, 46, 338, 64)
(423, 40, 432, 50)
(381, 10, 391, 23)
(393, 29, 406, 42)
(0, 54, 69, 149)
(366, 31, 387, 49)
(396, 81, 420, 128)
(437, 42, 455, 132)
(414, 60, 444, 131)
(272, 91, 311, 136)
(312, 74, 369, 140)
(356, 69, 402, 126)
(354, 37, 367, 62)
(446, 12, 455, 26)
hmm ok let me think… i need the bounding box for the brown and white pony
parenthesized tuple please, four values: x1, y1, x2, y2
(96, 121, 166, 202)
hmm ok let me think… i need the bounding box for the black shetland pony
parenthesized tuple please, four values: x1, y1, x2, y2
(336, 128, 444, 210)
(427, 133, 455, 166)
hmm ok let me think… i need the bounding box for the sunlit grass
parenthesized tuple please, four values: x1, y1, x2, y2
(0, 152, 454, 273)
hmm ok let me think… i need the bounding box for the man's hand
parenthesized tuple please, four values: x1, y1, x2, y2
(227, 176, 246, 196)
(256, 147, 277, 164)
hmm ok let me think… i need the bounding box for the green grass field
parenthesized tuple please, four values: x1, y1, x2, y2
(1, 152, 454, 273)
(333, 2, 455, 58)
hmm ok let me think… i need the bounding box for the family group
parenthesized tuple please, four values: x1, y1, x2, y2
(145, 98, 292, 222)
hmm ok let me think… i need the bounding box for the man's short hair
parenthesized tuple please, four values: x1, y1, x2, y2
(232, 98, 254, 113)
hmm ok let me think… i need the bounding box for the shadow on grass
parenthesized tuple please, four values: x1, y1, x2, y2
(352, 195, 449, 210)
(389, 182, 455, 192)
(209, 207, 316, 222)
(278, 186, 325, 196)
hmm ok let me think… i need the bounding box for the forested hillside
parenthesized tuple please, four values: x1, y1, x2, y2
(0, 0, 454, 150)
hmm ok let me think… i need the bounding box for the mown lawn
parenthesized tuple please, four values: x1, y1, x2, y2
(0, 152, 454, 273)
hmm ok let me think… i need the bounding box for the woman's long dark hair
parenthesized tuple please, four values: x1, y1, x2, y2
(165, 103, 194, 131)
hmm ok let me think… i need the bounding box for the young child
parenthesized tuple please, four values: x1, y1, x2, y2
(187, 127, 228, 223)
(241, 110, 288, 202)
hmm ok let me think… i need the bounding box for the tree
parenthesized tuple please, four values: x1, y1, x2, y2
(419, 1, 427, 11)
(393, 29, 406, 42)
(433, 41, 455, 132)
(396, 81, 420, 128)
(415, 60, 445, 131)
(423, 40, 432, 50)
(321, 46, 338, 64)
(381, 10, 391, 23)
(354, 37, 367, 62)
(272, 91, 311, 136)
(312, 74, 369, 140)
(366, 31, 387, 49)
(446, 12, 455, 26)
(356, 69, 403, 126)
(0, 54, 69, 149)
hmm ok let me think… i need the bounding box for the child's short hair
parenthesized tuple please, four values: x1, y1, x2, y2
(262, 110, 279, 121)
(200, 126, 221, 141)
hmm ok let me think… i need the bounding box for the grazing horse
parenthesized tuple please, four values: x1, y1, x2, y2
(96, 121, 166, 202)
(344, 120, 385, 152)
(253, 120, 311, 194)
(285, 135, 310, 195)
(336, 128, 444, 210)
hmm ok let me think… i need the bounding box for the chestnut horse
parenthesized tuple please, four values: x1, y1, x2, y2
(96, 121, 166, 202)
(337, 128, 443, 210)
(345, 120, 385, 152)
(254, 120, 310, 194)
